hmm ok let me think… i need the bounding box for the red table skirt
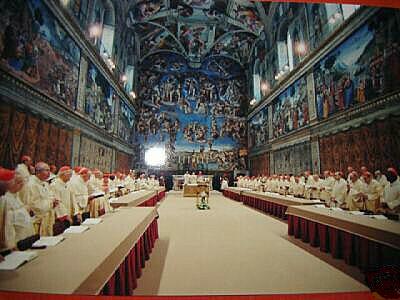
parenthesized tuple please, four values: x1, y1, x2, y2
(100, 218, 159, 296)
(223, 190, 241, 202)
(287, 215, 400, 271)
(139, 195, 158, 207)
(242, 195, 287, 219)
(158, 190, 166, 202)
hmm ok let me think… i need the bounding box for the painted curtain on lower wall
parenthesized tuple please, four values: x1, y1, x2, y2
(319, 116, 400, 173)
(249, 152, 270, 176)
(115, 151, 133, 174)
(0, 100, 72, 169)
(79, 136, 113, 172)
(273, 141, 312, 175)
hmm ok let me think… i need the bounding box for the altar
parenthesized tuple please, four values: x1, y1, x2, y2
(183, 183, 210, 197)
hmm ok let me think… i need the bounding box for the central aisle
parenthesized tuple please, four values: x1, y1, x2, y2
(135, 191, 368, 295)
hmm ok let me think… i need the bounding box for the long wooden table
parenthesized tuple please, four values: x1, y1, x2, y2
(110, 190, 157, 208)
(222, 187, 252, 201)
(240, 190, 323, 219)
(155, 186, 166, 201)
(286, 205, 400, 270)
(0, 207, 158, 295)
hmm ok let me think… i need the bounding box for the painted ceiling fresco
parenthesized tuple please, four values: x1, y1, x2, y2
(129, 0, 265, 64)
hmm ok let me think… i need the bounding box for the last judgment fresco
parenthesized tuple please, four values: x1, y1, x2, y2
(137, 53, 248, 171)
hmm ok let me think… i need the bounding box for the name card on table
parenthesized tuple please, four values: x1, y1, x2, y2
(90, 192, 105, 198)
(368, 215, 388, 220)
(0, 251, 38, 270)
(64, 226, 89, 234)
(82, 218, 103, 225)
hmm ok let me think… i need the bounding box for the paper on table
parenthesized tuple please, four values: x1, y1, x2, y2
(330, 207, 343, 211)
(0, 251, 38, 270)
(81, 218, 102, 225)
(310, 199, 321, 203)
(63, 226, 89, 234)
(314, 204, 326, 208)
(32, 236, 65, 247)
(368, 215, 388, 220)
(90, 191, 105, 198)
(349, 211, 365, 215)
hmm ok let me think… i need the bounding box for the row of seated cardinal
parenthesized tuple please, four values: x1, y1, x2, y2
(0, 155, 162, 261)
(233, 166, 400, 214)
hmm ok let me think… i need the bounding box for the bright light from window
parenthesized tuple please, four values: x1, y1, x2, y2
(60, 0, 70, 6)
(295, 42, 307, 56)
(89, 23, 102, 38)
(145, 147, 166, 167)
(261, 81, 270, 94)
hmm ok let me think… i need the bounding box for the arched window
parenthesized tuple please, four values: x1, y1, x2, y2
(253, 59, 261, 102)
(341, 4, 360, 20)
(91, 0, 115, 58)
(276, 21, 290, 79)
(287, 31, 294, 71)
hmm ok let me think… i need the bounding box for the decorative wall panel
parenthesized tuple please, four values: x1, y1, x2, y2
(272, 75, 309, 139)
(249, 152, 270, 176)
(116, 151, 133, 174)
(84, 63, 116, 133)
(248, 106, 269, 149)
(117, 99, 135, 144)
(79, 136, 113, 172)
(0, 100, 72, 168)
(272, 141, 312, 175)
(319, 117, 400, 173)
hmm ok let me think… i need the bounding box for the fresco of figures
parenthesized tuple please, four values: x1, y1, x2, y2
(248, 107, 269, 148)
(137, 52, 247, 171)
(138, 23, 183, 57)
(179, 24, 210, 58)
(0, 0, 81, 109)
(306, 4, 330, 50)
(84, 64, 115, 133)
(118, 99, 135, 144)
(211, 32, 256, 63)
(230, 1, 264, 34)
(131, 0, 166, 21)
(314, 9, 400, 120)
(272, 76, 309, 138)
